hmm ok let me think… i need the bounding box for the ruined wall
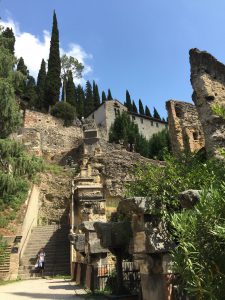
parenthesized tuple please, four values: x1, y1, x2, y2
(13, 110, 83, 162)
(190, 49, 225, 158)
(166, 100, 205, 154)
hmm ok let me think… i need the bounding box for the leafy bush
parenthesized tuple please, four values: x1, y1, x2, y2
(109, 112, 170, 160)
(51, 101, 76, 126)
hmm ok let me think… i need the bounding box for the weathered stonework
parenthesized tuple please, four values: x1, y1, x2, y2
(12, 110, 83, 162)
(166, 100, 205, 154)
(190, 48, 225, 158)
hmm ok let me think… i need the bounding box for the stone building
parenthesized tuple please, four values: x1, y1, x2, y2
(166, 100, 205, 154)
(87, 99, 167, 140)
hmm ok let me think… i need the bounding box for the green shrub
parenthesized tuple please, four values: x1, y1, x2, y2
(51, 101, 76, 126)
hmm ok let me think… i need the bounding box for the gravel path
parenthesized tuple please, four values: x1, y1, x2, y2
(0, 278, 98, 300)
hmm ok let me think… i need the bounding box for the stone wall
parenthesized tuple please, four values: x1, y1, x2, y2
(190, 49, 225, 158)
(166, 100, 205, 154)
(13, 110, 83, 162)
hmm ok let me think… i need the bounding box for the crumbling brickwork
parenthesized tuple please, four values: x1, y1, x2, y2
(190, 49, 225, 158)
(166, 100, 205, 154)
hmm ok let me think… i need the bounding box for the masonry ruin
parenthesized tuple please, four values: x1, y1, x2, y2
(166, 100, 205, 154)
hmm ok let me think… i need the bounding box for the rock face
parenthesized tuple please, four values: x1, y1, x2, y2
(12, 110, 83, 162)
(166, 100, 205, 154)
(190, 49, 225, 158)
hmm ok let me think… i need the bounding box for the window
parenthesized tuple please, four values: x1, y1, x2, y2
(92, 114, 94, 119)
(175, 104, 183, 118)
(132, 116, 136, 121)
(193, 131, 198, 141)
(114, 108, 120, 116)
(151, 121, 154, 126)
(156, 122, 159, 127)
(141, 118, 143, 124)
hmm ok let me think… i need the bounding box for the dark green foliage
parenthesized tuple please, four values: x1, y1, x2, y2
(2, 27, 15, 55)
(153, 107, 161, 120)
(102, 91, 107, 103)
(44, 11, 61, 110)
(138, 99, 144, 115)
(107, 89, 113, 100)
(24, 75, 38, 107)
(148, 129, 171, 160)
(125, 90, 132, 111)
(132, 100, 138, 113)
(145, 105, 152, 117)
(93, 81, 100, 108)
(61, 79, 66, 101)
(76, 84, 85, 118)
(51, 101, 75, 126)
(17, 57, 28, 76)
(36, 59, 46, 110)
(85, 80, 94, 116)
(66, 71, 76, 107)
(109, 112, 138, 145)
(109, 112, 170, 160)
(0, 139, 43, 227)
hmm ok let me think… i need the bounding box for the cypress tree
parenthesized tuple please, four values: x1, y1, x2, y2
(145, 105, 152, 117)
(132, 100, 138, 113)
(102, 91, 107, 103)
(107, 89, 113, 100)
(93, 81, 100, 108)
(2, 27, 15, 55)
(85, 80, 94, 117)
(44, 10, 61, 111)
(76, 84, 85, 118)
(16, 57, 28, 96)
(17, 57, 28, 76)
(66, 71, 76, 107)
(24, 75, 38, 107)
(36, 59, 46, 110)
(139, 99, 144, 115)
(153, 107, 161, 120)
(125, 90, 132, 111)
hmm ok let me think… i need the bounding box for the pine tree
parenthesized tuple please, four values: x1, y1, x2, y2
(76, 84, 85, 118)
(16, 57, 28, 96)
(44, 11, 61, 111)
(66, 71, 76, 107)
(145, 105, 152, 117)
(132, 100, 138, 113)
(153, 107, 161, 120)
(102, 91, 107, 103)
(93, 81, 100, 108)
(85, 80, 94, 117)
(36, 59, 46, 110)
(139, 99, 144, 115)
(125, 90, 132, 111)
(24, 75, 38, 107)
(107, 89, 113, 100)
(2, 27, 15, 55)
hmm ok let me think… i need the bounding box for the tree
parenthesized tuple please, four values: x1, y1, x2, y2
(132, 100, 138, 113)
(76, 84, 85, 118)
(2, 27, 15, 55)
(107, 89, 113, 100)
(102, 91, 107, 103)
(16, 57, 29, 97)
(51, 101, 76, 126)
(60, 54, 83, 102)
(148, 129, 171, 160)
(153, 107, 161, 120)
(93, 81, 100, 108)
(139, 99, 144, 115)
(24, 75, 38, 107)
(85, 80, 94, 117)
(66, 71, 76, 107)
(44, 11, 61, 111)
(17, 57, 28, 76)
(125, 90, 132, 111)
(145, 105, 152, 117)
(36, 59, 46, 110)
(0, 27, 22, 137)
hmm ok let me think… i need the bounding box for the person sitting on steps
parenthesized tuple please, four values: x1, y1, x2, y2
(37, 247, 45, 278)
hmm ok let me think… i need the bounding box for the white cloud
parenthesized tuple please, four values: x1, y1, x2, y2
(0, 18, 93, 83)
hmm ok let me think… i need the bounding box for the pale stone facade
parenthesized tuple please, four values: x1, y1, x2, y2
(166, 100, 205, 154)
(87, 99, 167, 140)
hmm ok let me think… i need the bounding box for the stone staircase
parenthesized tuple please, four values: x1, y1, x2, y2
(0, 245, 11, 280)
(19, 225, 70, 279)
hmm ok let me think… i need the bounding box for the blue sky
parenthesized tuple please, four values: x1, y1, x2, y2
(1, 0, 225, 118)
